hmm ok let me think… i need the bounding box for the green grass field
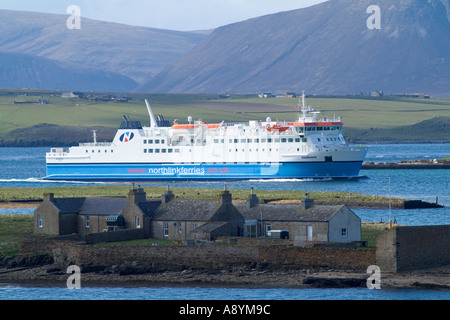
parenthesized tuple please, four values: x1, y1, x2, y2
(1, 91, 449, 139)
(0, 186, 397, 203)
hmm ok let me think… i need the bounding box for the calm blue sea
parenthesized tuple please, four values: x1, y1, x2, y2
(0, 144, 449, 300)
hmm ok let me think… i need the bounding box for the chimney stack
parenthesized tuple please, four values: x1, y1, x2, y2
(247, 187, 259, 208)
(301, 193, 314, 210)
(128, 186, 146, 204)
(220, 186, 232, 206)
(162, 185, 174, 204)
(43, 193, 54, 202)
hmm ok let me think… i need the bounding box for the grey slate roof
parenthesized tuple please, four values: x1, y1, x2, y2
(138, 201, 162, 217)
(52, 197, 130, 216)
(52, 197, 85, 214)
(153, 199, 220, 221)
(235, 203, 345, 222)
(79, 197, 128, 216)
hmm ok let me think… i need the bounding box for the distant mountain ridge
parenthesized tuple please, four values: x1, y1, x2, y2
(0, 52, 138, 92)
(0, 9, 207, 92)
(139, 0, 450, 97)
(1, 1, 449, 96)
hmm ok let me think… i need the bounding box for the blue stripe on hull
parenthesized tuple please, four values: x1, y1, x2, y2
(44, 162, 364, 182)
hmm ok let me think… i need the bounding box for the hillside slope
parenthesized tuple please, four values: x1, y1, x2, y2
(0, 10, 207, 88)
(0, 52, 138, 92)
(139, 0, 450, 97)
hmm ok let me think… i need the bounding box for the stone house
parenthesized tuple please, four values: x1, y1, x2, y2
(236, 191, 361, 244)
(122, 187, 162, 237)
(34, 187, 360, 244)
(34, 188, 161, 237)
(33, 186, 244, 241)
(151, 188, 245, 241)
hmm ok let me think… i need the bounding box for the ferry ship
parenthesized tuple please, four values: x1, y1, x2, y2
(44, 94, 368, 182)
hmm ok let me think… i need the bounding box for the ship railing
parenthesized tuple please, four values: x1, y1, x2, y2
(79, 142, 113, 147)
(223, 122, 249, 127)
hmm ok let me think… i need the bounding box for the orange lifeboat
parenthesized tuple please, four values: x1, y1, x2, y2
(172, 123, 195, 129)
(267, 124, 289, 132)
(202, 123, 221, 129)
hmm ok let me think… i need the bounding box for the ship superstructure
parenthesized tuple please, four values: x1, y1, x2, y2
(44, 94, 367, 181)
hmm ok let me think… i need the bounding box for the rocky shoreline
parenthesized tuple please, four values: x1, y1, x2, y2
(362, 160, 450, 170)
(1, 259, 449, 290)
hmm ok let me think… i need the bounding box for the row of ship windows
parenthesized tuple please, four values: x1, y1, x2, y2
(143, 147, 311, 154)
(144, 148, 181, 154)
(143, 139, 165, 144)
(296, 126, 341, 132)
(224, 137, 307, 144)
(86, 150, 114, 153)
(143, 137, 308, 145)
(318, 137, 344, 142)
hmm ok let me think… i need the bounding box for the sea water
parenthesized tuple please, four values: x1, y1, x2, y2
(1, 285, 449, 300)
(0, 144, 449, 300)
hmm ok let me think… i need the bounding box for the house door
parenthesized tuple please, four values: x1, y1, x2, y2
(307, 226, 313, 241)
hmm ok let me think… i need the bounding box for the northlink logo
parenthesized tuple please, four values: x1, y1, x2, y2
(120, 132, 135, 142)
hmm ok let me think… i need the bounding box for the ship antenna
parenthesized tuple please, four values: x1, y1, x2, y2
(302, 91, 307, 118)
(297, 91, 307, 121)
(145, 99, 158, 128)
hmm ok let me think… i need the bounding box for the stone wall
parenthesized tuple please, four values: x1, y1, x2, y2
(259, 247, 374, 271)
(376, 225, 450, 272)
(84, 229, 146, 244)
(21, 238, 375, 272)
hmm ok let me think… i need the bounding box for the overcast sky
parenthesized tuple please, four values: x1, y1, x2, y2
(0, 0, 328, 31)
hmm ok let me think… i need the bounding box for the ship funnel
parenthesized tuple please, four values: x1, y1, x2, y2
(145, 99, 158, 128)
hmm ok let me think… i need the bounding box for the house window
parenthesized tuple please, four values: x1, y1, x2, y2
(191, 223, 197, 231)
(307, 225, 313, 241)
(265, 224, 271, 236)
(85, 216, 90, 228)
(178, 223, 182, 233)
(164, 222, 169, 236)
(135, 216, 141, 228)
(341, 228, 348, 237)
(37, 214, 43, 228)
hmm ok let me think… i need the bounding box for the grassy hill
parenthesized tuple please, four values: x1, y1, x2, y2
(0, 91, 449, 146)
